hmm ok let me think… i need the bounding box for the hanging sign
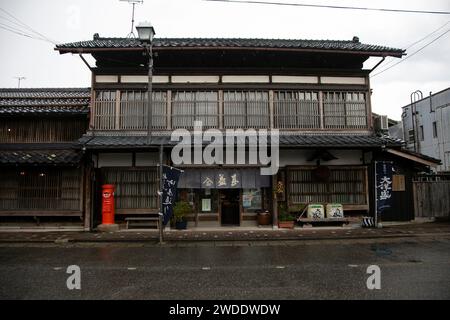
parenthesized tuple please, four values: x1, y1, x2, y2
(161, 165, 183, 226)
(375, 161, 394, 216)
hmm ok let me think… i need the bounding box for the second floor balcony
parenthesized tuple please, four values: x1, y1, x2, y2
(91, 89, 369, 132)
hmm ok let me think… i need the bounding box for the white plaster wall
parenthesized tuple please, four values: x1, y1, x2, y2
(115, 75, 170, 83)
(320, 76, 366, 85)
(97, 153, 133, 167)
(171, 75, 219, 83)
(279, 149, 363, 167)
(222, 75, 270, 83)
(95, 75, 119, 83)
(272, 75, 318, 84)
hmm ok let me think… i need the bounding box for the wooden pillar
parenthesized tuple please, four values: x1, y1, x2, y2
(272, 174, 278, 228)
(366, 76, 373, 130)
(269, 90, 274, 129)
(83, 163, 92, 231)
(219, 90, 224, 130)
(89, 74, 95, 130)
(114, 90, 121, 130)
(319, 91, 324, 129)
(167, 90, 172, 130)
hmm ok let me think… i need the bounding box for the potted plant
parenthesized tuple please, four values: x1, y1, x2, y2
(172, 201, 192, 230)
(278, 203, 295, 229)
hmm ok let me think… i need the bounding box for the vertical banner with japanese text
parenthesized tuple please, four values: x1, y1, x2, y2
(162, 165, 183, 226)
(375, 161, 394, 217)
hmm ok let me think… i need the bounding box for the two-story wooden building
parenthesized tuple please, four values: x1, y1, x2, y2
(33, 33, 440, 230)
(0, 88, 91, 229)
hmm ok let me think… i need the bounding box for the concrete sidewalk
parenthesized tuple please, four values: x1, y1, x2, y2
(0, 221, 449, 244)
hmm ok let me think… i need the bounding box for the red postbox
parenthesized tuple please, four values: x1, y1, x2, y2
(101, 184, 115, 225)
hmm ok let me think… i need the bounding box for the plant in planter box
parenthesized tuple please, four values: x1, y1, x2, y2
(278, 203, 295, 229)
(172, 201, 192, 230)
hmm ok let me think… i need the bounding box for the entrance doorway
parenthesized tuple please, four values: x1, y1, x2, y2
(220, 189, 240, 226)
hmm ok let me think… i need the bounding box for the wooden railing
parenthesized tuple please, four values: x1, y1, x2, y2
(323, 92, 367, 129)
(273, 91, 321, 129)
(172, 91, 219, 129)
(92, 90, 369, 131)
(223, 91, 270, 129)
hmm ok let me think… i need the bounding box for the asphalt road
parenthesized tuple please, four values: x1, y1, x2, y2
(1, 237, 449, 300)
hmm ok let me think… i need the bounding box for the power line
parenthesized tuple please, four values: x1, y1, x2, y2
(0, 7, 57, 44)
(0, 21, 49, 41)
(0, 24, 50, 42)
(0, 13, 30, 30)
(405, 20, 450, 50)
(375, 20, 450, 70)
(371, 28, 450, 77)
(205, 0, 450, 15)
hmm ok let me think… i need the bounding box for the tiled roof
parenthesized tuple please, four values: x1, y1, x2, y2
(0, 88, 90, 115)
(78, 134, 401, 148)
(78, 135, 167, 148)
(56, 36, 404, 57)
(0, 149, 83, 165)
(279, 134, 401, 147)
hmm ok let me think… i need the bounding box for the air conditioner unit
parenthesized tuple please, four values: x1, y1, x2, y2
(380, 115, 389, 130)
(375, 115, 389, 132)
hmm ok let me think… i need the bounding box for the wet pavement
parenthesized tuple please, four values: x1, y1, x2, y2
(0, 221, 449, 244)
(0, 235, 449, 299)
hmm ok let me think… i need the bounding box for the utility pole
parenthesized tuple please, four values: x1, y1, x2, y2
(14, 76, 26, 88)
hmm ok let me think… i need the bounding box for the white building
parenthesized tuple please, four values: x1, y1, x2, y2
(401, 87, 450, 172)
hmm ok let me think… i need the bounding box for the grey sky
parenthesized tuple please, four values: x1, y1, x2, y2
(0, 0, 449, 120)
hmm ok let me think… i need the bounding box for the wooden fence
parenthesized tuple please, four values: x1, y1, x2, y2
(413, 175, 450, 218)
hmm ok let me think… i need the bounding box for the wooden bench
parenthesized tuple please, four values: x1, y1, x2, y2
(297, 217, 349, 227)
(125, 215, 161, 230)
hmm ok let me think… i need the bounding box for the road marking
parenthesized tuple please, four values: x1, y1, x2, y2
(53, 267, 63, 271)
(127, 267, 137, 270)
(348, 264, 359, 268)
(275, 266, 286, 269)
(201, 267, 211, 270)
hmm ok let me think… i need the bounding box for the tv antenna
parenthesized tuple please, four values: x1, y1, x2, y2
(120, 0, 144, 38)
(14, 76, 26, 88)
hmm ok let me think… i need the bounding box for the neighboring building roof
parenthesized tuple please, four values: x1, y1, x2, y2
(402, 87, 450, 109)
(386, 148, 441, 167)
(78, 134, 402, 149)
(0, 88, 90, 116)
(0, 149, 83, 165)
(56, 36, 405, 57)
